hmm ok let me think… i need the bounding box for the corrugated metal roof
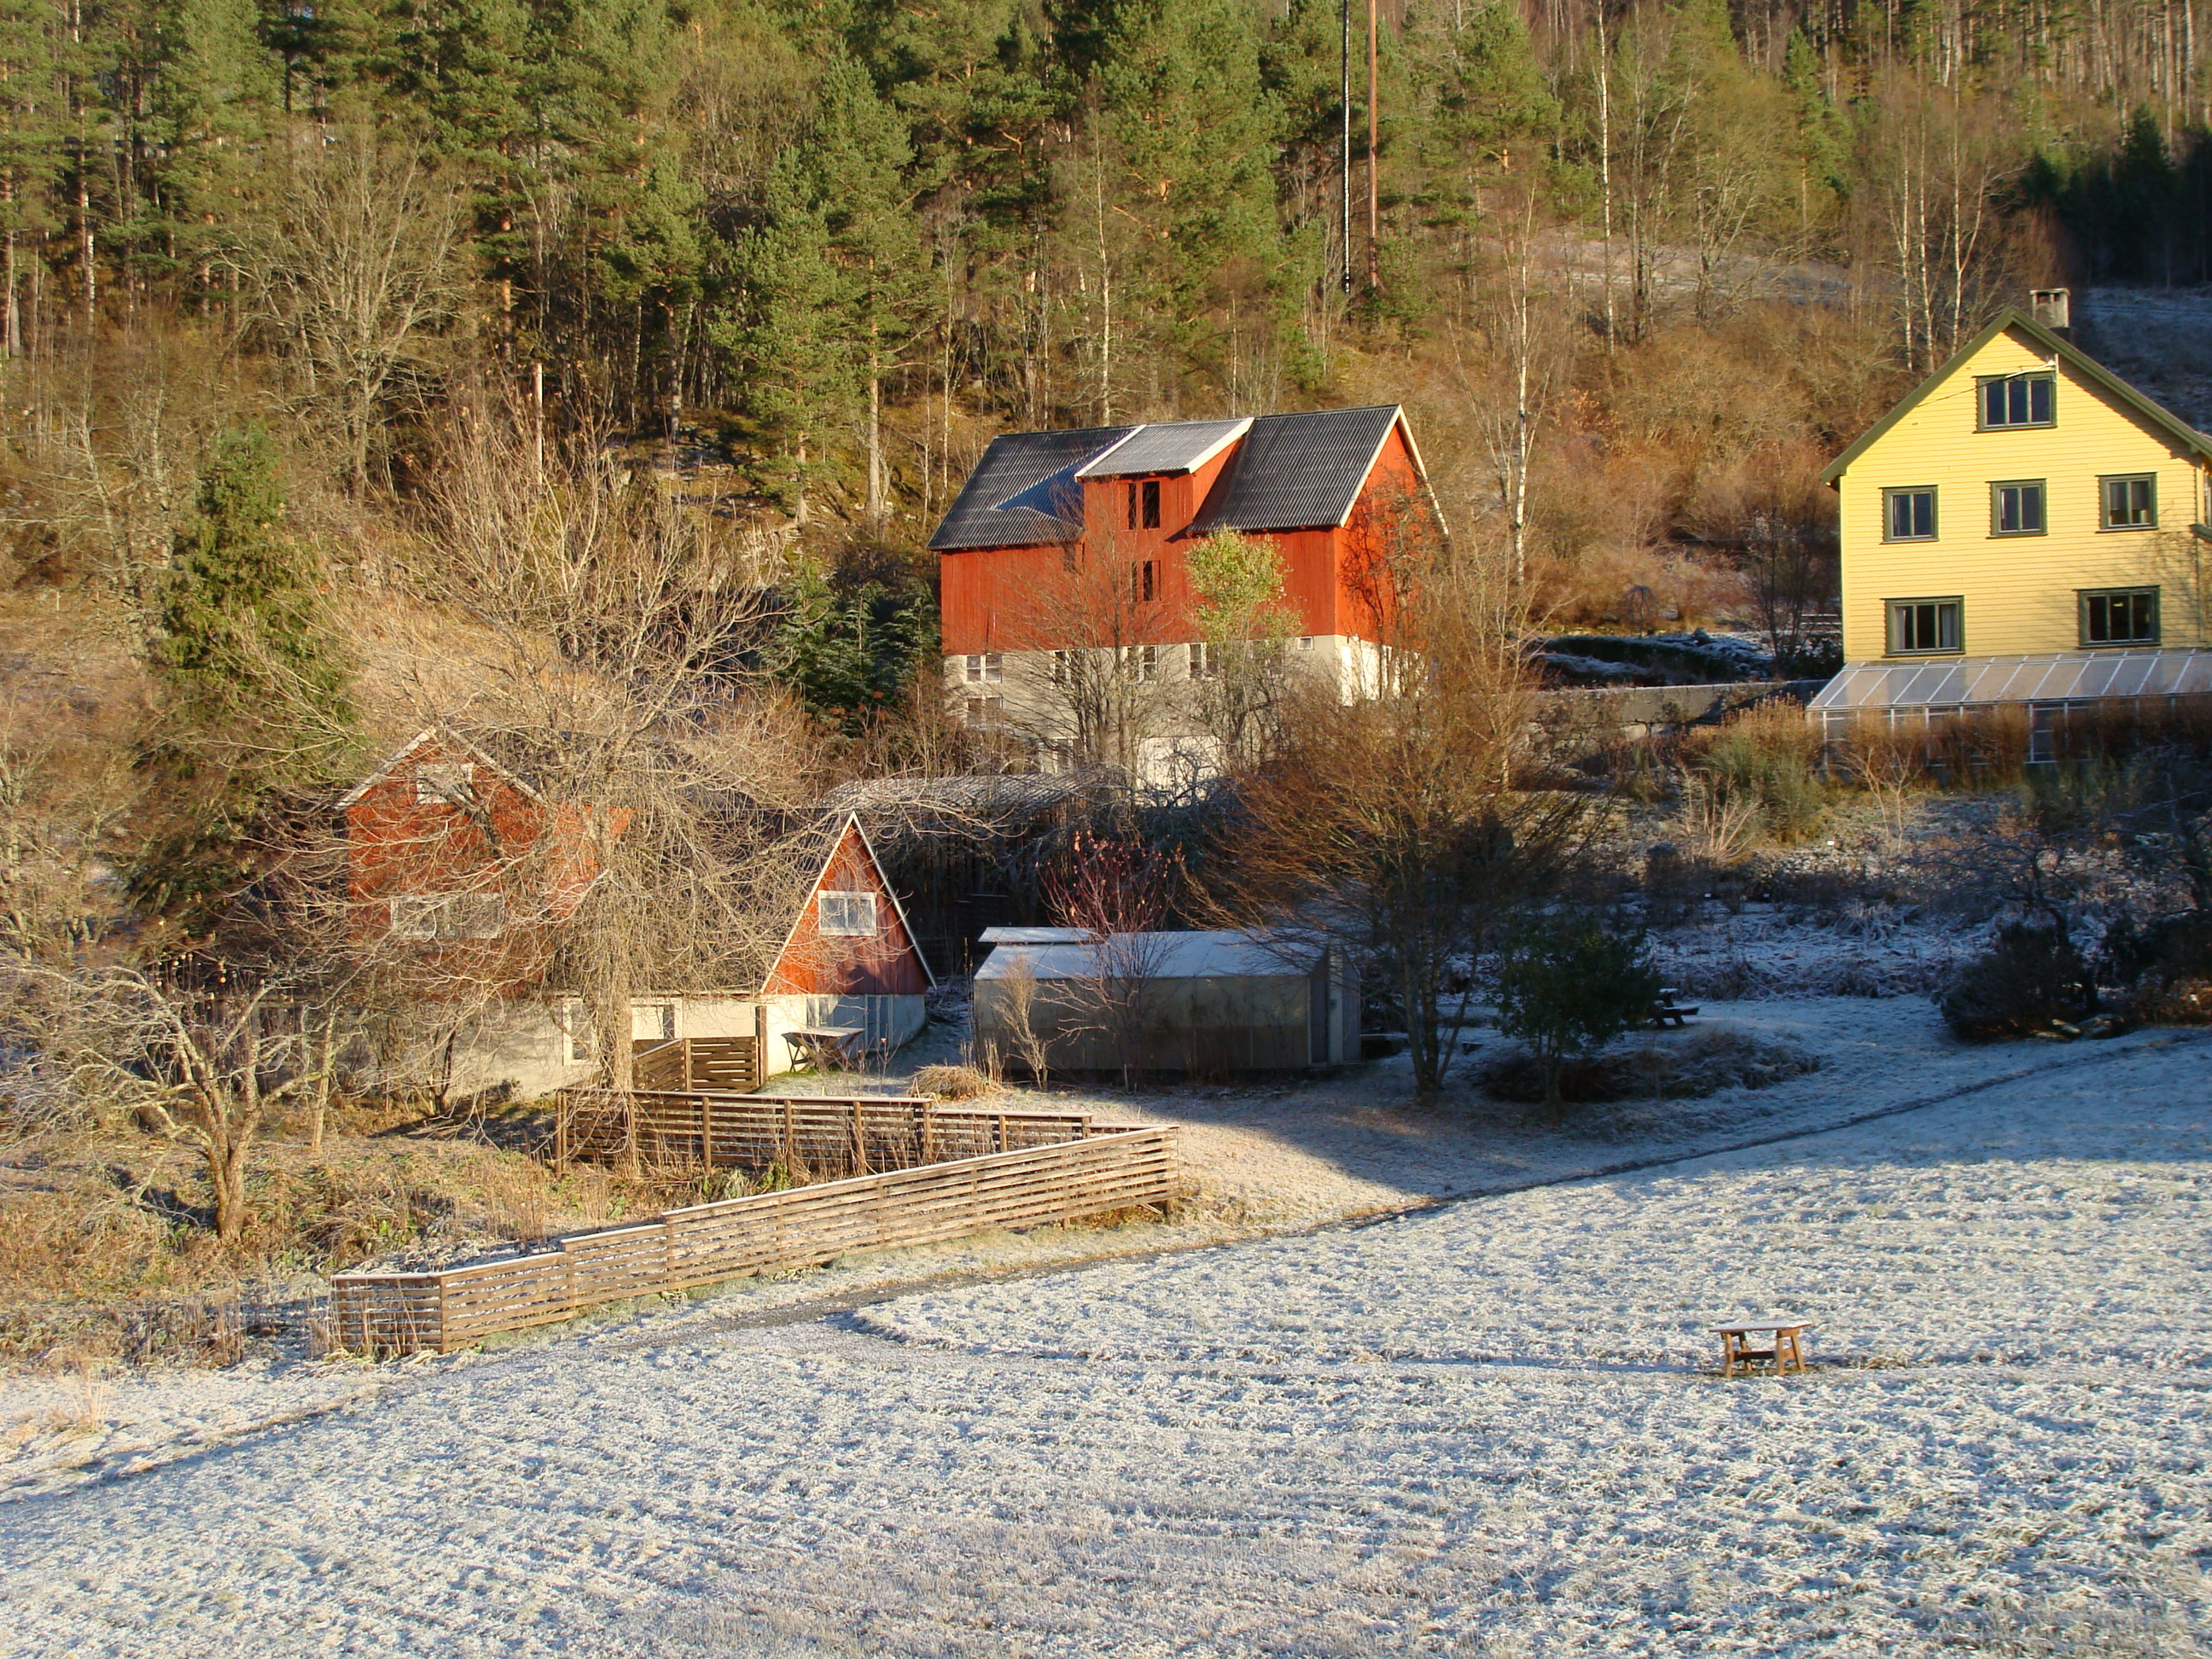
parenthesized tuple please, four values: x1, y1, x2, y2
(1807, 649, 2212, 711)
(927, 425, 1133, 550)
(1074, 418, 1251, 479)
(975, 929, 1321, 981)
(1190, 405, 1404, 533)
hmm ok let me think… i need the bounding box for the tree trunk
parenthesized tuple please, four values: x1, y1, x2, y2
(866, 323, 885, 529)
(1365, 0, 1382, 293)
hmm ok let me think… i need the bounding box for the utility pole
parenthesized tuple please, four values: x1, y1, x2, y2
(1366, 0, 1382, 293)
(1341, 0, 1353, 294)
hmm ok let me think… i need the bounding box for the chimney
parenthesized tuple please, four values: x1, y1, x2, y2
(2029, 288, 2071, 334)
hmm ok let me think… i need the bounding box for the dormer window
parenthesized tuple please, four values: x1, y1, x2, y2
(1978, 372, 2054, 428)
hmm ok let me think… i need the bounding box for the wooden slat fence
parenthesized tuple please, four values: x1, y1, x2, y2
(631, 1034, 766, 1093)
(330, 1121, 1179, 1357)
(555, 1089, 1101, 1183)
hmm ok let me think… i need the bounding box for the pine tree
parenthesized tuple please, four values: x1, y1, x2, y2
(1096, 0, 1284, 395)
(137, 425, 358, 917)
(148, 426, 355, 783)
(728, 55, 926, 527)
(0, 0, 63, 354)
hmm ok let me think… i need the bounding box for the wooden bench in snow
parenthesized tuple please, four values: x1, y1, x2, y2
(1645, 988, 1699, 1027)
(783, 1025, 866, 1072)
(1714, 1320, 1813, 1377)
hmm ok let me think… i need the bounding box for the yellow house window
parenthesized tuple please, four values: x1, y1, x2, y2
(2100, 475, 2156, 528)
(1883, 486, 1936, 541)
(1991, 480, 2046, 536)
(1977, 373, 2055, 428)
(1888, 597, 1962, 655)
(2081, 588, 2158, 646)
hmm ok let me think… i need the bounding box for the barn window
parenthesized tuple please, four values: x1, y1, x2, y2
(389, 891, 504, 940)
(414, 762, 473, 805)
(1141, 480, 1161, 527)
(963, 695, 1004, 727)
(818, 891, 879, 936)
(963, 653, 1003, 684)
(1121, 643, 1157, 682)
(1190, 641, 1213, 679)
(1132, 559, 1156, 602)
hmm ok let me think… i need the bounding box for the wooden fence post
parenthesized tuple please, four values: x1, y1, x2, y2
(555, 1091, 569, 1174)
(754, 1004, 769, 1090)
(701, 1091, 713, 1168)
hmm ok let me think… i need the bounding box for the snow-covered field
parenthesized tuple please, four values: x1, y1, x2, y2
(3, 1022, 2209, 1656)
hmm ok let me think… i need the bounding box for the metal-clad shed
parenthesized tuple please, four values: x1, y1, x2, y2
(971, 928, 1359, 1074)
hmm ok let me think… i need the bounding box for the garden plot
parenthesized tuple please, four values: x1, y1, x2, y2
(3, 1030, 2209, 1657)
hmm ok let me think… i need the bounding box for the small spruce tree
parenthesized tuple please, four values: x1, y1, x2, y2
(136, 424, 357, 919)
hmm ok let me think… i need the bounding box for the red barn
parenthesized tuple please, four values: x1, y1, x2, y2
(338, 731, 934, 1097)
(928, 405, 1438, 726)
(337, 729, 608, 976)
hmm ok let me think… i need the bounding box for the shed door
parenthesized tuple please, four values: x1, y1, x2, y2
(1309, 952, 1330, 1064)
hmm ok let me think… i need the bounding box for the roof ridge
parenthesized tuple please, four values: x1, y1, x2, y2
(1821, 309, 2212, 486)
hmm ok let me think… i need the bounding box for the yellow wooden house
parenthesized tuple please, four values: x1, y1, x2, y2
(1813, 306, 2212, 753)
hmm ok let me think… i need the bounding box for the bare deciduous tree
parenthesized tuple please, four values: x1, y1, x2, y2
(1214, 560, 1598, 1102)
(247, 131, 464, 496)
(401, 402, 833, 1093)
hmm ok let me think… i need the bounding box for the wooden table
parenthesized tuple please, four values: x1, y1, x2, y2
(1714, 1320, 1813, 1377)
(782, 1025, 865, 1072)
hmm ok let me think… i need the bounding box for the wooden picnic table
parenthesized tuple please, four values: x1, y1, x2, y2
(782, 1024, 866, 1072)
(1714, 1319, 1813, 1377)
(1645, 987, 1699, 1027)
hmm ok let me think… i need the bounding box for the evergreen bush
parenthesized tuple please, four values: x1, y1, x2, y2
(1493, 916, 1663, 1109)
(1936, 923, 2094, 1039)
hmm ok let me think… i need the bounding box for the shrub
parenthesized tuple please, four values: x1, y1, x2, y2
(1481, 1026, 1819, 1104)
(1493, 916, 1664, 1108)
(1683, 700, 1826, 843)
(1936, 923, 2094, 1039)
(2099, 911, 2212, 1026)
(912, 1063, 994, 1100)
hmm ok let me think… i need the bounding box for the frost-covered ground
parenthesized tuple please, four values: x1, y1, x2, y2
(0, 997, 2170, 1506)
(3, 1025, 2209, 1656)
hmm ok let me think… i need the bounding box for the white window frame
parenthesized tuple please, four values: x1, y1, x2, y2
(818, 890, 880, 937)
(963, 653, 1003, 684)
(388, 891, 505, 940)
(414, 761, 474, 805)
